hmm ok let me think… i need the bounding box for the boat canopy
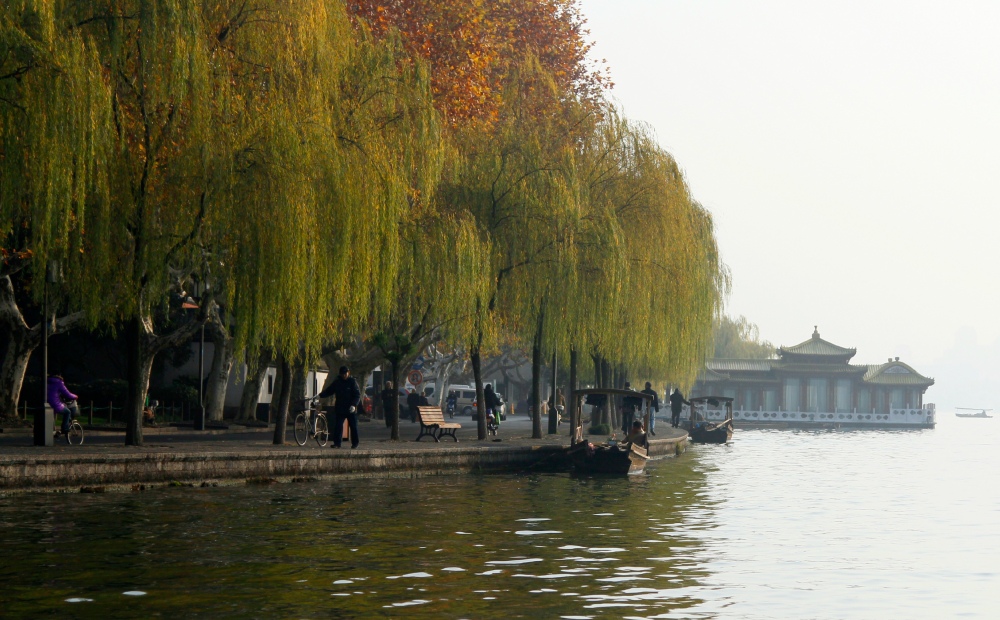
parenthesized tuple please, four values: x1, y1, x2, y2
(570, 388, 655, 446)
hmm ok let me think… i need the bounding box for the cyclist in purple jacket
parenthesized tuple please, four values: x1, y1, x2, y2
(47, 375, 79, 435)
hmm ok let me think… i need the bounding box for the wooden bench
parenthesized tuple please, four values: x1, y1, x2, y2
(415, 406, 462, 442)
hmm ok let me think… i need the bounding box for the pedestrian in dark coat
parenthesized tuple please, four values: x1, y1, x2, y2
(640, 382, 660, 435)
(318, 366, 362, 448)
(380, 381, 395, 427)
(669, 387, 690, 428)
(406, 390, 421, 423)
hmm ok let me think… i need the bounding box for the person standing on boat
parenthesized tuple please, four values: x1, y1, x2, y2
(669, 387, 690, 428)
(641, 382, 660, 435)
(621, 382, 643, 432)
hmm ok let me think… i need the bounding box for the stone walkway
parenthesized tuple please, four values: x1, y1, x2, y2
(0, 415, 687, 491)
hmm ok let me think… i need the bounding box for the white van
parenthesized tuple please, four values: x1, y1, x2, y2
(444, 385, 479, 416)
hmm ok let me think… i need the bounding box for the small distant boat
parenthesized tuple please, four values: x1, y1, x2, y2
(687, 396, 734, 444)
(955, 408, 993, 419)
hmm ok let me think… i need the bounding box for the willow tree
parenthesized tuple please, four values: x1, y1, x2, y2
(0, 2, 115, 421)
(569, 106, 727, 398)
(0, 1, 444, 445)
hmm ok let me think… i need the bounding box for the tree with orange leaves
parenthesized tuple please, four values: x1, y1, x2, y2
(346, 0, 610, 128)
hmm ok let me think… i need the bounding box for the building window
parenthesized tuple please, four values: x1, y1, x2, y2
(807, 378, 828, 412)
(784, 379, 800, 411)
(764, 389, 777, 411)
(835, 380, 851, 413)
(743, 389, 756, 410)
(267, 374, 274, 395)
(858, 389, 870, 413)
(891, 389, 904, 409)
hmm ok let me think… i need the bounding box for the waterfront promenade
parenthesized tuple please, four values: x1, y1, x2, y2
(0, 414, 687, 492)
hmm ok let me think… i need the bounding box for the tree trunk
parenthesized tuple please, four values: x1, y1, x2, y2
(389, 357, 401, 440)
(548, 349, 558, 434)
(268, 360, 284, 424)
(124, 308, 208, 445)
(531, 341, 542, 439)
(569, 346, 578, 439)
(205, 323, 234, 421)
(1, 275, 85, 423)
(530, 308, 544, 439)
(291, 357, 307, 413)
(600, 357, 611, 426)
(472, 345, 486, 440)
(0, 335, 33, 422)
(238, 349, 272, 421)
(272, 355, 293, 444)
(125, 316, 155, 446)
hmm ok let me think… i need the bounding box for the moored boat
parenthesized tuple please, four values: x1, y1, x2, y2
(687, 396, 734, 444)
(568, 387, 655, 475)
(569, 441, 648, 475)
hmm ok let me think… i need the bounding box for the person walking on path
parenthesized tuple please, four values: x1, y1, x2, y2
(47, 374, 79, 435)
(669, 387, 690, 428)
(640, 382, 660, 435)
(406, 389, 421, 423)
(380, 381, 395, 427)
(318, 366, 362, 449)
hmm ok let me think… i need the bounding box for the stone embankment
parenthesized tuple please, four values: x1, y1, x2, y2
(0, 417, 687, 492)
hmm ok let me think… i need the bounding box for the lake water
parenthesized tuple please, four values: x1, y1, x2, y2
(1, 415, 997, 618)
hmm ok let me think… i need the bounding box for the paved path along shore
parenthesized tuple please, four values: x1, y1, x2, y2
(0, 414, 687, 492)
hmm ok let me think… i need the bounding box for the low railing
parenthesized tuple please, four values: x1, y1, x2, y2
(690, 405, 935, 425)
(14, 400, 202, 426)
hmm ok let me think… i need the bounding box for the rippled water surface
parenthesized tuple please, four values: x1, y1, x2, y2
(2, 417, 998, 618)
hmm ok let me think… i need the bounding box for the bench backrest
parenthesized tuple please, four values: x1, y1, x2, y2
(417, 406, 446, 424)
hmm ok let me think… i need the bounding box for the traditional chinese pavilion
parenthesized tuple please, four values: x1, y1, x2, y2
(691, 327, 936, 428)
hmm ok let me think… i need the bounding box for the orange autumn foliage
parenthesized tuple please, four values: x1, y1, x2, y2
(346, 0, 610, 128)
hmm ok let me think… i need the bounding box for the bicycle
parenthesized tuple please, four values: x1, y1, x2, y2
(293, 398, 329, 447)
(53, 401, 84, 445)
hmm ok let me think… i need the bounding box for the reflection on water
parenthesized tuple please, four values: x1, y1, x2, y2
(0, 459, 717, 618)
(3, 416, 998, 618)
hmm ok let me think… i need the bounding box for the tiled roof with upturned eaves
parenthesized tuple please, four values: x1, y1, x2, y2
(778, 327, 856, 358)
(707, 359, 773, 372)
(862, 362, 935, 386)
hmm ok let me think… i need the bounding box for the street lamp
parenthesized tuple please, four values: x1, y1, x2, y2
(182, 278, 207, 431)
(34, 260, 60, 447)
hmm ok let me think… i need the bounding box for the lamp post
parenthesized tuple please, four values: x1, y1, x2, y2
(34, 260, 60, 446)
(182, 279, 207, 431)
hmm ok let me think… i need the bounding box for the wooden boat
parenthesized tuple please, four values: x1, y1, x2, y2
(568, 387, 656, 475)
(955, 408, 993, 418)
(569, 440, 648, 475)
(687, 396, 734, 444)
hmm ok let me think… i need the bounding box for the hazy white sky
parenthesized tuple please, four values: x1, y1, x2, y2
(579, 0, 1000, 410)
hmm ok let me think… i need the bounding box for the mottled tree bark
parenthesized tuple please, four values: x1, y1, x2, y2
(124, 308, 208, 446)
(0, 275, 84, 422)
(237, 349, 272, 421)
(205, 322, 234, 421)
(272, 356, 293, 445)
